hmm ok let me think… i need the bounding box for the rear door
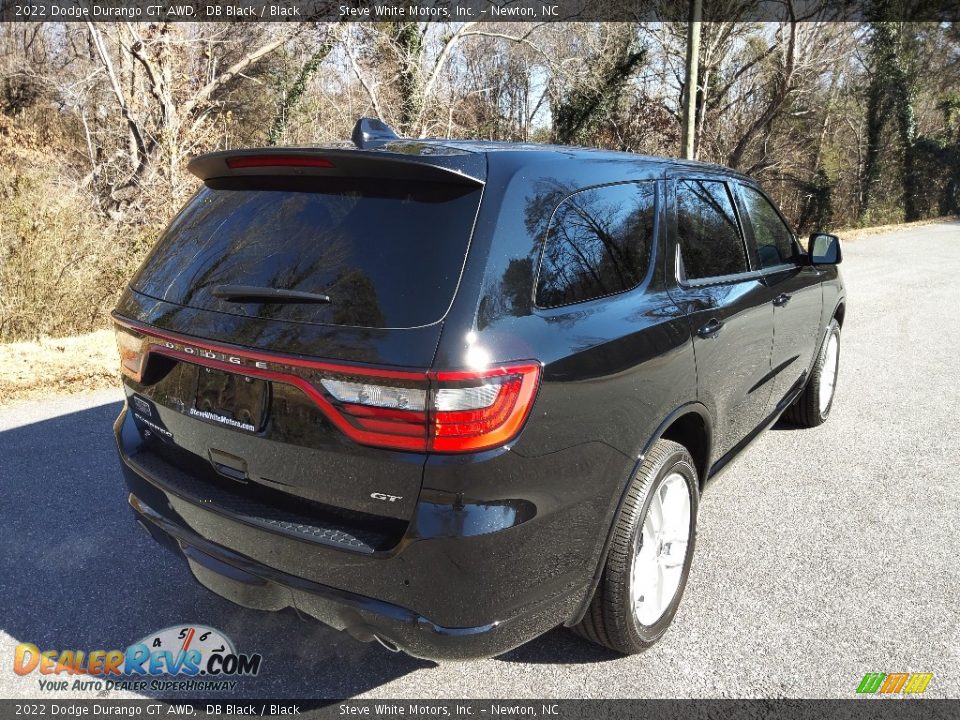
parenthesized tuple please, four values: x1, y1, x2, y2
(666, 176, 774, 459)
(733, 182, 823, 411)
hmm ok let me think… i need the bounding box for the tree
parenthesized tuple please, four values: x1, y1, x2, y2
(550, 24, 646, 146)
(860, 6, 921, 222)
(84, 22, 302, 214)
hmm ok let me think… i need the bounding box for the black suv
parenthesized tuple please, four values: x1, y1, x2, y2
(114, 119, 845, 659)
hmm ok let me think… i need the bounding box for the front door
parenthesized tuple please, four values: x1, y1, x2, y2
(733, 183, 823, 411)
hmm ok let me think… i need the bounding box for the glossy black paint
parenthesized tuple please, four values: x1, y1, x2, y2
(114, 140, 846, 659)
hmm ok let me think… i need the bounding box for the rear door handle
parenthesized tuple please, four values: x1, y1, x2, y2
(697, 318, 724, 338)
(773, 293, 791, 307)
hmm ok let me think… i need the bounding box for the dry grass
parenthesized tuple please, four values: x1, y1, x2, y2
(836, 215, 960, 241)
(0, 114, 151, 342)
(0, 329, 119, 406)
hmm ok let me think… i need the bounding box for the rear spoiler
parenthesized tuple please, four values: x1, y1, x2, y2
(188, 147, 486, 186)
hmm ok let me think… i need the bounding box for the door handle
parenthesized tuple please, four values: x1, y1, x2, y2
(697, 318, 724, 338)
(773, 293, 791, 307)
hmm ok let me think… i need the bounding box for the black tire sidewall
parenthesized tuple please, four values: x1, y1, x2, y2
(623, 447, 699, 646)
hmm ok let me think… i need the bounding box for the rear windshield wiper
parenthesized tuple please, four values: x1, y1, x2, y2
(212, 284, 332, 304)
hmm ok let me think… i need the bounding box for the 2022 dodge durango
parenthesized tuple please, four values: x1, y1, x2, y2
(113, 118, 845, 660)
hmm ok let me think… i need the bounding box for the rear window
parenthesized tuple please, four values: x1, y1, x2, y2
(132, 177, 482, 328)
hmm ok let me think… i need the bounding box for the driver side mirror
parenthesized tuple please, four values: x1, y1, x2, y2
(808, 232, 842, 265)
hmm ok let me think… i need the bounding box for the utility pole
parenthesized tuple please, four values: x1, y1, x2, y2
(681, 0, 703, 160)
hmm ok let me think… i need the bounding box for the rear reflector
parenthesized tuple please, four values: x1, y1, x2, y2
(225, 155, 335, 170)
(115, 325, 147, 383)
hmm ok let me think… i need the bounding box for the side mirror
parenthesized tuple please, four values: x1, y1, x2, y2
(808, 232, 842, 265)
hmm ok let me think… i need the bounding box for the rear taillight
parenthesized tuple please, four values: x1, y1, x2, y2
(429, 365, 541, 452)
(318, 363, 541, 452)
(114, 319, 540, 453)
(114, 325, 147, 382)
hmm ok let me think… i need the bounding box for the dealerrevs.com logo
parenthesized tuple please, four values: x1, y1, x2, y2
(14, 625, 262, 693)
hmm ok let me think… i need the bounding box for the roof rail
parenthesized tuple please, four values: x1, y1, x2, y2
(351, 117, 399, 149)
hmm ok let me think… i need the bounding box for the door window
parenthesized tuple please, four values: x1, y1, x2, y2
(676, 180, 749, 281)
(739, 185, 798, 268)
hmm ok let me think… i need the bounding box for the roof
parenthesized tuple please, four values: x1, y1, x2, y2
(350, 137, 747, 178)
(190, 135, 751, 186)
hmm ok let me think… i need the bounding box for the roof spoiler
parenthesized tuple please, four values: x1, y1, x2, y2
(187, 147, 485, 186)
(188, 116, 484, 185)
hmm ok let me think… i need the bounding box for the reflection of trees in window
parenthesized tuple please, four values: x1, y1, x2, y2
(739, 185, 796, 268)
(328, 270, 386, 327)
(676, 180, 747, 280)
(536, 183, 655, 308)
(136, 179, 482, 328)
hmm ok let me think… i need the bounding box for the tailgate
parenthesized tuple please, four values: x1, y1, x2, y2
(114, 300, 444, 527)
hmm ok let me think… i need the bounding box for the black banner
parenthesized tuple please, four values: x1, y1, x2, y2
(1, 700, 958, 720)
(1, 0, 960, 23)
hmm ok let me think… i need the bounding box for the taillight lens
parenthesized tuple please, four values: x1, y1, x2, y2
(113, 319, 540, 454)
(429, 365, 541, 452)
(317, 363, 541, 453)
(320, 379, 427, 411)
(114, 325, 147, 382)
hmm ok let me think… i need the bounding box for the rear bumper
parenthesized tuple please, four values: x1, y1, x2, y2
(127, 492, 564, 660)
(115, 404, 610, 660)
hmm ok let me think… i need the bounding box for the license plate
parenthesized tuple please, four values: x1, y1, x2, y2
(192, 368, 268, 432)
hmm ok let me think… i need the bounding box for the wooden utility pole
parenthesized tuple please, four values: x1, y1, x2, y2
(681, 0, 703, 160)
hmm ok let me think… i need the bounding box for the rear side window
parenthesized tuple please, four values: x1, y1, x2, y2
(536, 182, 656, 308)
(738, 185, 797, 268)
(131, 178, 482, 329)
(676, 180, 748, 281)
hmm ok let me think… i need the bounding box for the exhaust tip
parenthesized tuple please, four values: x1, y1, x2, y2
(373, 634, 400, 653)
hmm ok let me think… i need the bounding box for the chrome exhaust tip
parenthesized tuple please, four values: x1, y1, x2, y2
(373, 634, 400, 653)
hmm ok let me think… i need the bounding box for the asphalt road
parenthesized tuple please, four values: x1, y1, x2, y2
(1, 221, 958, 700)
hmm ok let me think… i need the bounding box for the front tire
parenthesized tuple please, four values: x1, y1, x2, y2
(572, 439, 699, 654)
(784, 320, 840, 427)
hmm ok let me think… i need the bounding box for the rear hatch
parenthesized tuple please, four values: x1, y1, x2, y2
(115, 148, 485, 544)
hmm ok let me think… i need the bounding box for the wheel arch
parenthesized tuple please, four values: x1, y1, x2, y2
(566, 401, 713, 627)
(833, 300, 846, 328)
(653, 405, 712, 486)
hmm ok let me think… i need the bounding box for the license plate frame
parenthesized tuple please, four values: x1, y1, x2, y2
(193, 367, 269, 433)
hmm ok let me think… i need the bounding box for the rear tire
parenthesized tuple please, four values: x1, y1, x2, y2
(572, 439, 699, 654)
(784, 320, 840, 428)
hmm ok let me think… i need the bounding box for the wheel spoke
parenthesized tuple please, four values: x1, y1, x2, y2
(654, 561, 666, 615)
(660, 540, 688, 568)
(660, 481, 689, 536)
(630, 472, 692, 626)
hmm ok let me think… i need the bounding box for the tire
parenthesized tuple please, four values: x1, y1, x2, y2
(572, 439, 699, 654)
(784, 320, 840, 428)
